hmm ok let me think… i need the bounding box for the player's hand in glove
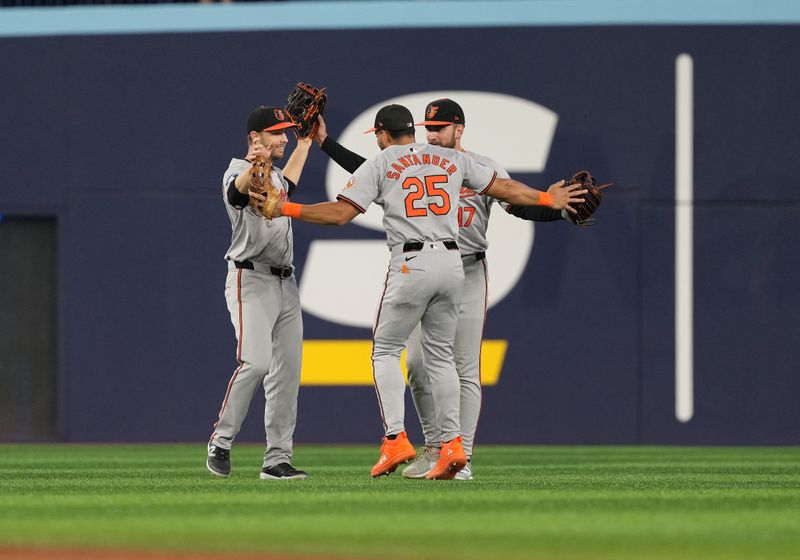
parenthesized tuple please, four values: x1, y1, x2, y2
(561, 170, 611, 226)
(247, 141, 282, 220)
(313, 114, 328, 146)
(546, 179, 588, 213)
(285, 82, 327, 139)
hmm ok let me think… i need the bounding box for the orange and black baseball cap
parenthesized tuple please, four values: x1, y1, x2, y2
(416, 98, 465, 126)
(363, 104, 415, 134)
(247, 106, 300, 133)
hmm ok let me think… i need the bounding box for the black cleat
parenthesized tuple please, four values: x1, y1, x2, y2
(260, 462, 308, 480)
(207, 444, 231, 477)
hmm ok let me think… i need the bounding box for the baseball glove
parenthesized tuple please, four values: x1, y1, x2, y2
(285, 82, 327, 139)
(248, 158, 281, 219)
(563, 170, 611, 226)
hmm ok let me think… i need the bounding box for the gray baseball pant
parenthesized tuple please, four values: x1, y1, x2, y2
(407, 255, 487, 456)
(372, 243, 465, 442)
(210, 266, 303, 468)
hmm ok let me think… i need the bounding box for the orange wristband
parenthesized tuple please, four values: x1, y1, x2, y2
(537, 192, 553, 207)
(282, 202, 303, 218)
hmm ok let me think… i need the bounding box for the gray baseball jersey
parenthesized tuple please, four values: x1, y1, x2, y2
(210, 157, 302, 471)
(455, 150, 511, 255)
(338, 143, 496, 442)
(222, 158, 294, 268)
(338, 144, 498, 248)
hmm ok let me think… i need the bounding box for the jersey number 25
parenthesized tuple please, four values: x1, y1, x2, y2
(403, 175, 451, 218)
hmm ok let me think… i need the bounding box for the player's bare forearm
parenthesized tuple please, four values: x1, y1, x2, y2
(485, 178, 546, 205)
(278, 199, 360, 225)
(486, 178, 586, 211)
(282, 138, 313, 185)
(234, 171, 251, 195)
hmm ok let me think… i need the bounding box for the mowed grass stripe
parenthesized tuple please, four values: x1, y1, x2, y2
(1, 445, 799, 560)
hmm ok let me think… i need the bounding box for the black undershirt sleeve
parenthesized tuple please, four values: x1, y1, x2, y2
(505, 204, 565, 222)
(320, 136, 367, 173)
(226, 176, 250, 209)
(285, 178, 297, 198)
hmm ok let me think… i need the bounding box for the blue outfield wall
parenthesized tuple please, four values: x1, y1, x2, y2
(0, 15, 798, 444)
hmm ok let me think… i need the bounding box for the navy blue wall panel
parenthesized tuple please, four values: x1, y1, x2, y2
(1, 26, 798, 443)
(641, 205, 800, 444)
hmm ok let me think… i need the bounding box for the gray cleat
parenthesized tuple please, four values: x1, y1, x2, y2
(454, 460, 473, 480)
(402, 445, 441, 479)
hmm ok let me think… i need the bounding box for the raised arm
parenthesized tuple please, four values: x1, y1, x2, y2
(314, 115, 367, 174)
(233, 137, 274, 194)
(282, 137, 313, 185)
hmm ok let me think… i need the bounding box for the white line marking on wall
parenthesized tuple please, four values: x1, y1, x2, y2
(675, 53, 694, 423)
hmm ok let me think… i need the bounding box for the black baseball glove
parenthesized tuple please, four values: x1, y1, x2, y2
(563, 170, 611, 226)
(285, 82, 327, 139)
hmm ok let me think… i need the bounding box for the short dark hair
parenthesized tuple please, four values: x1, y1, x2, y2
(387, 129, 415, 140)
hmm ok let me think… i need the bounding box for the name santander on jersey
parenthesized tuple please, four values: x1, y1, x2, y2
(385, 152, 460, 180)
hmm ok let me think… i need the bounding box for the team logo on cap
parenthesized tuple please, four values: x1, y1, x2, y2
(274, 109, 285, 121)
(426, 105, 439, 119)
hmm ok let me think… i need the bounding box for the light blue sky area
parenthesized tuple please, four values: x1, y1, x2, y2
(1, 0, 799, 38)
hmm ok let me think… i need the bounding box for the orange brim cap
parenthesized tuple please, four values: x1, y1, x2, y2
(264, 122, 301, 132)
(415, 120, 455, 126)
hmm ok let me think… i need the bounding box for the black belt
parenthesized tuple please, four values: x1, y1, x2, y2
(402, 240, 458, 252)
(471, 251, 486, 261)
(234, 260, 294, 279)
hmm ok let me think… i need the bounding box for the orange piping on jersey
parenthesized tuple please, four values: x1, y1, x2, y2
(336, 194, 366, 214)
(478, 171, 498, 195)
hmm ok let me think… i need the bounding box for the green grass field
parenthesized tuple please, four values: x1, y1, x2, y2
(1, 445, 799, 559)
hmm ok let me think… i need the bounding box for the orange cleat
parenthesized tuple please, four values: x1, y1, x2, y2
(370, 431, 417, 478)
(425, 436, 468, 480)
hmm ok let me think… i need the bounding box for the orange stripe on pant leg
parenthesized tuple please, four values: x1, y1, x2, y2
(210, 268, 245, 441)
(471, 258, 489, 456)
(370, 266, 391, 432)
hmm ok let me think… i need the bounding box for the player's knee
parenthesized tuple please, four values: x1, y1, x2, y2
(244, 354, 272, 375)
(406, 355, 424, 377)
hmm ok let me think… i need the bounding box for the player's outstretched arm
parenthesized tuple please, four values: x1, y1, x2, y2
(314, 116, 367, 174)
(486, 178, 586, 213)
(506, 204, 564, 222)
(266, 198, 360, 225)
(282, 137, 313, 185)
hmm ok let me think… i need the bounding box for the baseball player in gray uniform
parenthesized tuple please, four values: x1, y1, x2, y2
(404, 99, 567, 480)
(206, 106, 312, 480)
(272, 104, 584, 480)
(314, 99, 567, 480)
